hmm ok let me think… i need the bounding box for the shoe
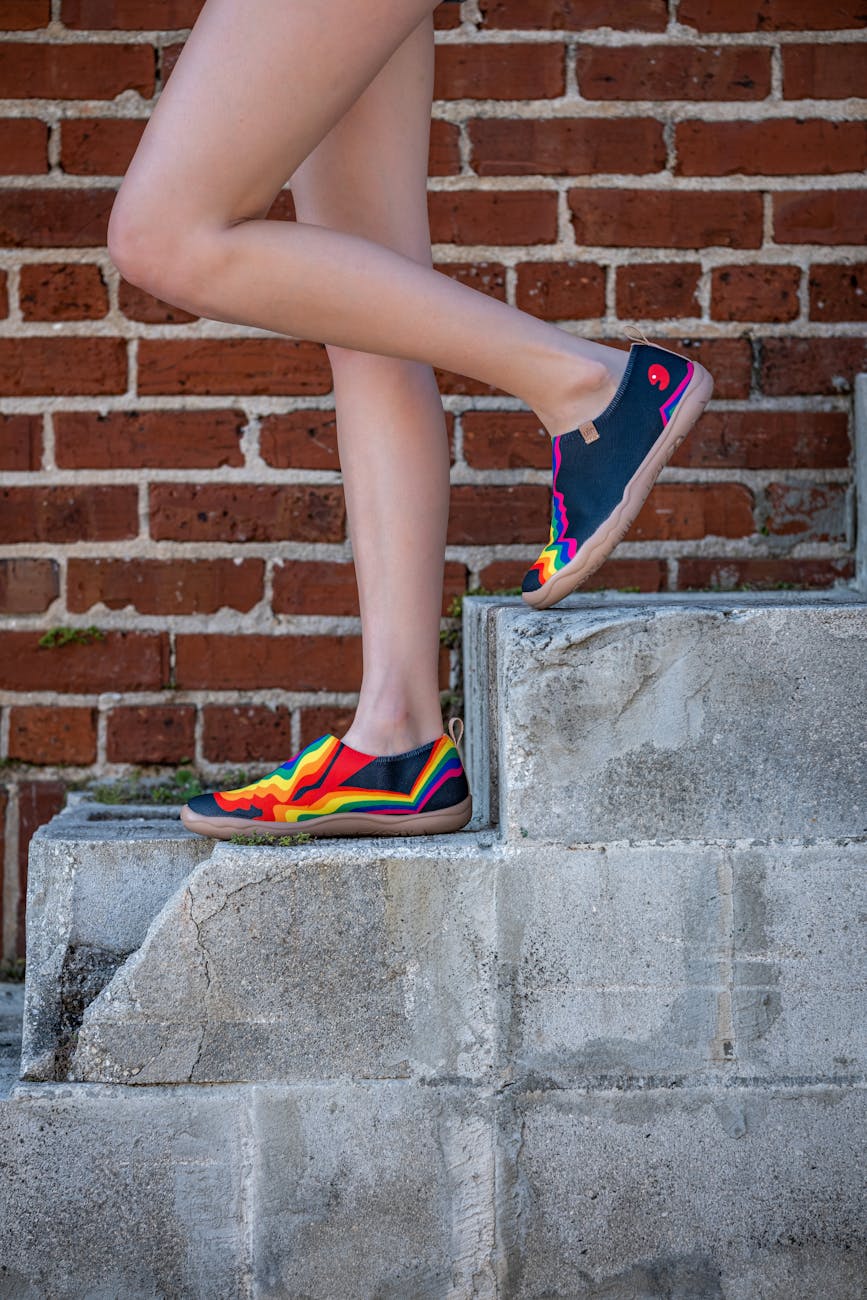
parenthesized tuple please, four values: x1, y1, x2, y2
(180, 716, 472, 841)
(522, 326, 714, 610)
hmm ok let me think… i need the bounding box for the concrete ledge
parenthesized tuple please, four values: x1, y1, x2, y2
(463, 591, 867, 843)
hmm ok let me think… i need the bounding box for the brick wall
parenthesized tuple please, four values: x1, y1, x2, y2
(1, 0, 865, 960)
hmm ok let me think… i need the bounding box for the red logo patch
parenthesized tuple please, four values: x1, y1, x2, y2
(648, 363, 670, 390)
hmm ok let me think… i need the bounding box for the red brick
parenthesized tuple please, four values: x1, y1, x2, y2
(478, 0, 667, 29)
(470, 117, 665, 176)
(616, 263, 701, 319)
(9, 706, 97, 765)
(711, 264, 801, 322)
(429, 119, 461, 176)
(679, 0, 866, 30)
(435, 261, 508, 302)
(0, 42, 154, 98)
(1, 1, 51, 26)
(137, 338, 332, 396)
(429, 190, 558, 246)
(260, 408, 455, 470)
(202, 705, 295, 764)
(434, 42, 565, 100)
(774, 190, 867, 246)
(118, 278, 199, 324)
(0, 187, 115, 247)
(676, 120, 867, 176)
(61, 0, 202, 25)
(149, 483, 345, 543)
(567, 188, 762, 248)
(0, 559, 59, 613)
(630, 483, 755, 540)
(272, 559, 467, 618)
(463, 411, 551, 469)
(435, 2, 462, 29)
(19, 262, 108, 320)
(0, 485, 137, 543)
(760, 337, 867, 395)
(0, 338, 126, 394)
(175, 635, 363, 692)
(67, 558, 264, 615)
(671, 409, 850, 470)
(60, 117, 145, 175)
(106, 706, 195, 765)
(55, 409, 245, 468)
(297, 707, 358, 752)
(17, 780, 66, 957)
(0, 412, 41, 470)
(809, 263, 867, 322)
(0, 631, 168, 692)
(448, 484, 551, 545)
(515, 260, 606, 319)
(678, 556, 854, 591)
(764, 481, 847, 541)
(483, 556, 668, 592)
(783, 44, 867, 99)
(576, 43, 771, 100)
(0, 119, 48, 174)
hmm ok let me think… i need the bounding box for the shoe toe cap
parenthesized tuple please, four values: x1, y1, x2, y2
(522, 565, 543, 593)
(184, 791, 227, 817)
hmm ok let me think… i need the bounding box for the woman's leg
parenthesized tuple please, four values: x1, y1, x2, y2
(107, 0, 628, 442)
(289, 11, 449, 756)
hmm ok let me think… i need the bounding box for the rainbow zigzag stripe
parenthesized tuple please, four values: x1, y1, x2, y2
(214, 732, 463, 823)
(659, 361, 693, 425)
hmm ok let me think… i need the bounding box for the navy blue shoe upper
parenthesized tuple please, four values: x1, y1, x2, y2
(522, 342, 695, 593)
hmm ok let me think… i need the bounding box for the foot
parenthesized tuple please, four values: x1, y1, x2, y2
(532, 343, 630, 440)
(522, 329, 714, 610)
(180, 718, 472, 840)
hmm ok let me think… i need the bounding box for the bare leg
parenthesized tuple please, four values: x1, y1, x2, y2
(289, 13, 448, 755)
(107, 0, 628, 442)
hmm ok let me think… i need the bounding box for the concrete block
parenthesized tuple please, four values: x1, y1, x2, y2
(498, 1084, 867, 1299)
(496, 839, 866, 1084)
(21, 800, 213, 1081)
(0, 1081, 250, 1299)
(251, 1081, 496, 1299)
(463, 592, 867, 842)
(68, 833, 500, 1085)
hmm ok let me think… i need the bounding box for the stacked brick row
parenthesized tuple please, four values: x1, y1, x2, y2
(1, 0, 865, 958)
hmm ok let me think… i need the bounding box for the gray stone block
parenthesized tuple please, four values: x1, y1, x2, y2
(498, 1084, 867, 1299)
(68, 834, 499, 1085)
(0, 1081, 250, 1299)
(463, 592, 867, 842)
(21, 800, 213, 1081)
(496, 839, 867, 1084)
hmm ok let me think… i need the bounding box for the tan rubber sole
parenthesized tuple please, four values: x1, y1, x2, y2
(523, 356, 715, 611)
(179, 793, 473, 841)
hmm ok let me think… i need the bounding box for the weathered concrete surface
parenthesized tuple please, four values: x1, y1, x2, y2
(0, 1081, 250, 1299)
(497, 1084, 867, 1299)
(0, 1079, 495, 1300)
(62, 836, 866, 1088)
(68, 833, 499, 1085)
(497, 840, 867, 1084)
(0, 982, 24, 1098)
(21, 799, 213, 1081)
(463, 592, 867, 842)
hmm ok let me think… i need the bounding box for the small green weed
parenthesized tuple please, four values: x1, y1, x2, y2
(38, 626, 105, 649)
(229, 830, 314, 847)
(0, 956, 25, 982)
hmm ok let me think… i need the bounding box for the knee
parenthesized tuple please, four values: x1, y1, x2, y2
(107, 191, 224, 314)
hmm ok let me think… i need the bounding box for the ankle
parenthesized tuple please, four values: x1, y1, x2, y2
(533, 347, 628, 440)
(340, 704, 444, 756)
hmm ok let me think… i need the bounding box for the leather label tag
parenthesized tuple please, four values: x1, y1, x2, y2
(578, 419, 600, 444)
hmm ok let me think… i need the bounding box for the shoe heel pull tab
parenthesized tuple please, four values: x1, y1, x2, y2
(623, 323, 651, 346)
(447, 715, 465, 757)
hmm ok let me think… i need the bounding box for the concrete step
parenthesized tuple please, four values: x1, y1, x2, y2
(1, 1076, 863, 1299)
(16, 811, 862, 1088)
(464, 590, 867, 842)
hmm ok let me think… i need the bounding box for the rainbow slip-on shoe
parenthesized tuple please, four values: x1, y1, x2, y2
(180, 716, 472, 841)
(522, 326, 714, 611)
